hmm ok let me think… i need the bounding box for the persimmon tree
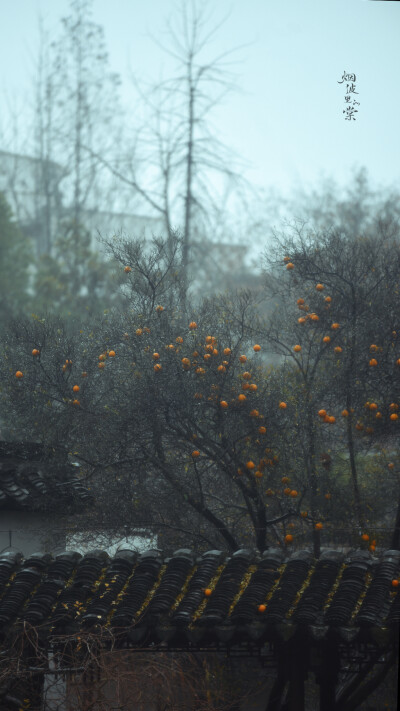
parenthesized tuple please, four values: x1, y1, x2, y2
(259, 222, 400, 552)
(0, 233, 311, 554)
(2, 222, 400, 556)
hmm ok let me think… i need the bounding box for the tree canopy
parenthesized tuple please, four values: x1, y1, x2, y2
(0, 192, 34, 328)
(2, 216, 400, 556)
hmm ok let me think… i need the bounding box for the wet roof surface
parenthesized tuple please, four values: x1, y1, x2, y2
(0, 547, 399, 646)
(0, 442, 92, 511)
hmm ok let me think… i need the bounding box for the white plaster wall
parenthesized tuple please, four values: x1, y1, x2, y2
(0, 510, 66, 556)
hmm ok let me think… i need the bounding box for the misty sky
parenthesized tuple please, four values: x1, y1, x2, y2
(1, 0, 399, 200)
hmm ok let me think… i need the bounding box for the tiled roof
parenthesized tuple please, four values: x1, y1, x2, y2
(0, 442, 92, 511)
(0, 547, 399, 647)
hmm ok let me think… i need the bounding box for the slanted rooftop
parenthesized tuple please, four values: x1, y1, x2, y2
(0, 546, 399, 647)
(0, 441, 92, 512)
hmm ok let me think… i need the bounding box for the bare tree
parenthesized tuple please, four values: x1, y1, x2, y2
(48, 0, 123, 231)
(92, 0, 252, 304)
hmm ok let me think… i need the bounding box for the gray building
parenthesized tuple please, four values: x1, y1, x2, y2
(0, 149, 64, 253)
(0, 150, 258, 298)
(0, 149, 165, 255)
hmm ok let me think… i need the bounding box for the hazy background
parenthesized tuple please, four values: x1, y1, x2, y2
(1, 0, 399, 198)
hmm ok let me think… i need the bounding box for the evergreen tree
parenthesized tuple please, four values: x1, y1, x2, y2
(0, 192, 34, 328)
(32, 221, 122, 322)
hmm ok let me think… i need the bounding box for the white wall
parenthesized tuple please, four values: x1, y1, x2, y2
(0, 510, 66, 556)
(66, 530, 158, 556)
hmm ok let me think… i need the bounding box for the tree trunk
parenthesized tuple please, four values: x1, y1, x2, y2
(182, 79, 194, 308)
(390, 487, 400, 549)
(346, 396, 364, 530)
(346, 296, 364, 530)
(306, 402, 320, 558)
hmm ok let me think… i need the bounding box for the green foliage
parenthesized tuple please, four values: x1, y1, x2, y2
(31, 221, 123, 322)
(0, 192, 34, 327)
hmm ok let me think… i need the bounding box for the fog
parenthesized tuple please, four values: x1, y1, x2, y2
(1, 0, 399, 199)
(1, 4, 400, 708)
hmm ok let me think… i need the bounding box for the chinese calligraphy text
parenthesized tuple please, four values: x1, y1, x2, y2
(337, 71, 360, 121)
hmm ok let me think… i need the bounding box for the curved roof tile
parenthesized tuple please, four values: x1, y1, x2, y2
(0, 442, 92, 511)
(0, 547, 399, 647)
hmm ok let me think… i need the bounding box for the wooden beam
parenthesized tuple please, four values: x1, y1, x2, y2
(266, 643, 288, 711)
(266, 673, 287, 711)
(266, 637, 308, 711)
(287, 638, 307, 711)
(318, 642, 340, 711)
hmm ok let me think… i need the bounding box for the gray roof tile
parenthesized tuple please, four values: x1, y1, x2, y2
(0, 547, 399, 647)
